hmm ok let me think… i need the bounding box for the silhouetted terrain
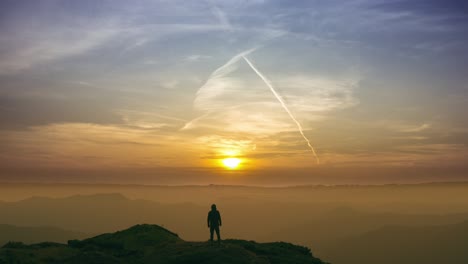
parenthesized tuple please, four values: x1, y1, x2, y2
(1, 183, 468, 214)
(260, 207, 468, 252)
(0, 224, 327, 264)
(1, 193, 467, 243)
(0, 225, 90, 247)
(0, 183, 467, 263)
(322, 220, 468, 264)
(0, 194, 206, 237)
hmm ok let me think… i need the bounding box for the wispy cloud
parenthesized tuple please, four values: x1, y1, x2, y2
(242, 55, 320, 164)
(182, 47, 257, 130)
(398, 123, 431, 133)
(210, 5, 233, 31)
(0, 122, 198, 168)
(1, 0, 466, 172)
(0, 22, 120, 74)
(117, 109, 186, 129)
(196, 135, 255, 157)
(185, 48, 359, 134)
(182, 46, 359, 161)
(184, 55, 213, 62)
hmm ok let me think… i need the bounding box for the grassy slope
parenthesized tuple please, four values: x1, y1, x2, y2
(0, 224, 327, 264)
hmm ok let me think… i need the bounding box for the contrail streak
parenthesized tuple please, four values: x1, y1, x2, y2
(181, 48, 257, 130)
(242, 55, 320, 164)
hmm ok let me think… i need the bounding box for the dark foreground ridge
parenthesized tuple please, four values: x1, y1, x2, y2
(0, 224, 327, 264)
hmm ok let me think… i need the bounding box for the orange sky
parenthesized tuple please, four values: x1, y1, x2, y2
(1, 1, 468, 184)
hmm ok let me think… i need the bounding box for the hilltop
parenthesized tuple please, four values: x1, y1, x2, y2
(0, 224, 327, 264)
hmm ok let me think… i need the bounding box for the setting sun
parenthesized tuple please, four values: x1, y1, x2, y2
(222, 158, 241, 169)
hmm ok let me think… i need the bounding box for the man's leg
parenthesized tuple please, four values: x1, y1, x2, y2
(210, 226, 214, 242)
(215, 226, 221, 242)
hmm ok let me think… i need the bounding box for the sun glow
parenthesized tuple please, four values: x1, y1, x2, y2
(222, 158, 241, 169)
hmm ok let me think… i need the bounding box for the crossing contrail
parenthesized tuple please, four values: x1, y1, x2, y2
(242, 55, 320, 164)
(181, 48, 257, 130)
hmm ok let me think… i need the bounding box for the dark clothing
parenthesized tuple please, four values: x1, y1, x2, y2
(207, 209, 222, 242)
(210, 225, 220, 242)
(207, 210, 222, 227)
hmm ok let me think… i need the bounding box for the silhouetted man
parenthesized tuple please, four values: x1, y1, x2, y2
(207, 204, 222, 243)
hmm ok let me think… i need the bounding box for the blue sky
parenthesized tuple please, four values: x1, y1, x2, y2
(0, 0, 467, 183)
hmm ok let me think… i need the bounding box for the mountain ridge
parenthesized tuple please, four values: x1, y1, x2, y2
(0, 224, 327, 264)
(0, 224, 90, 247)
(321, 220, 468, 264)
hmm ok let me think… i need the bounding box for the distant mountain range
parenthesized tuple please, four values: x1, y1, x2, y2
(0, 193, 207, 237)
(321, 220, 468, 264)
(2, 193, 467, 239)
(0, 225, 90, 246)
(0, 193, 467, 264)
(0, 224, 327, 264)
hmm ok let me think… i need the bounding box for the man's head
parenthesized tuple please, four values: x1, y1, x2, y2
(211, 204, 217, 210)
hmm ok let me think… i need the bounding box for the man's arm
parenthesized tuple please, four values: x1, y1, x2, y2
(207, 212, 210, 227)
(218, 211, 222, 226)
